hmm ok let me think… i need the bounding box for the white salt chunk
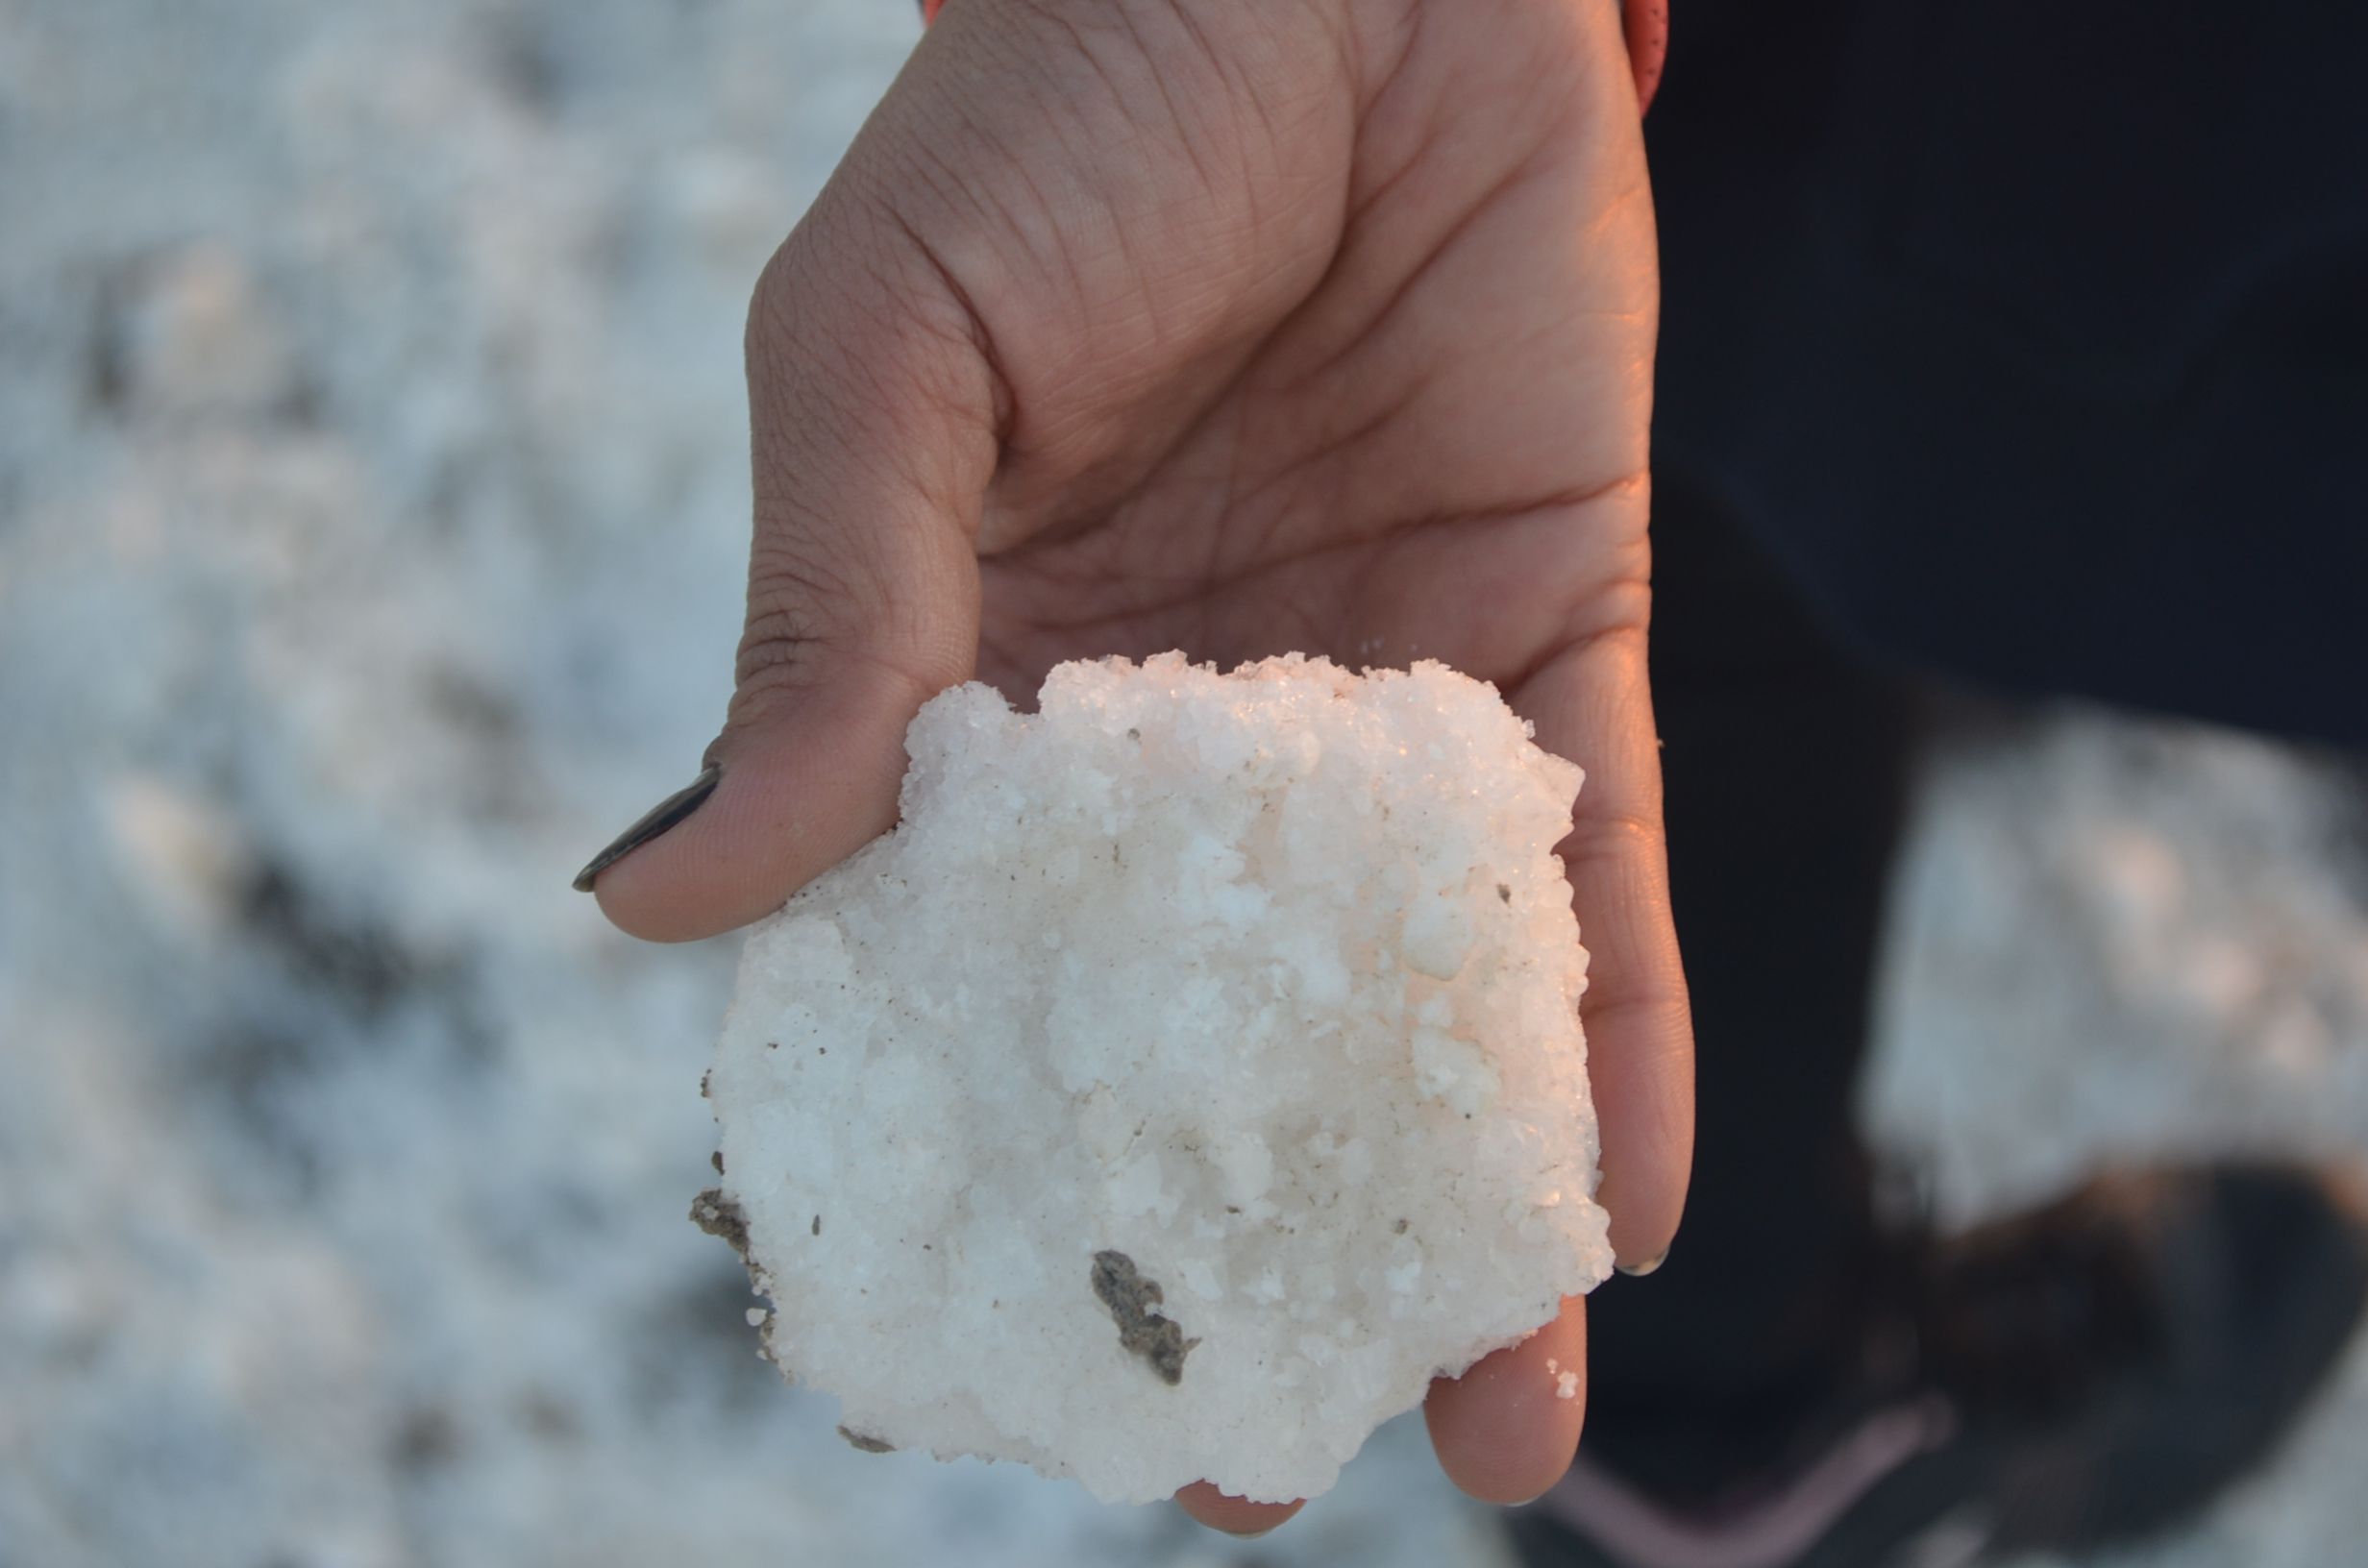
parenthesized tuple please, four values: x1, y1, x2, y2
(703, 652, 1612, 1505)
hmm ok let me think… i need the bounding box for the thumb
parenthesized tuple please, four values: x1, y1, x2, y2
(579, 150, 1000, 941)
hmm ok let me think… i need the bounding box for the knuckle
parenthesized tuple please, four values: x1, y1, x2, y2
(1562, 810, 1666, 871)
(729, 540, 876, 723)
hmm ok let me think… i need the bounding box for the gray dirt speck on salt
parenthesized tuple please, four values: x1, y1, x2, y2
(1091, 1250, 1198, 1386)
(690, 1188, 750, 1261)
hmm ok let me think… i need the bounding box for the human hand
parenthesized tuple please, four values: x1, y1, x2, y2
(581, 0, 1691, 1533)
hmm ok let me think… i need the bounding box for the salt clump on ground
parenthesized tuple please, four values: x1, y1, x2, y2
(701, 652, 1612, 1504)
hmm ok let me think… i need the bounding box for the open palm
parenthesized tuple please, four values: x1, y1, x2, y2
(592, 0, 1692, 1535)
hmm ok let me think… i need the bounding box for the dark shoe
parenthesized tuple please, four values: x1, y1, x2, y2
(1509, 1161, 2368, 1568)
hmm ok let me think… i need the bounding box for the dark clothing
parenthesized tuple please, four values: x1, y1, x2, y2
(1587, 486, 1913, 1486)
(1588, 0, 2368, 1482)
(1647, 0, 2368, 749)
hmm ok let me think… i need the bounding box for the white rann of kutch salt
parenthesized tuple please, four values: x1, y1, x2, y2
(700, 652, 1613, 1505)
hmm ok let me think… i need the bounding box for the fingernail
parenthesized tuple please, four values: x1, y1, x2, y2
(1615, 1248, 1668, 1278)
(572, 764, 721, 892)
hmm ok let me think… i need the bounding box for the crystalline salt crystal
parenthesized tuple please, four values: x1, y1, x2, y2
(703, 653, 1611, 1504)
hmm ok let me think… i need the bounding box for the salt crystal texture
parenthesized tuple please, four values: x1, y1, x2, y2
(703, 652, 1612, 1504)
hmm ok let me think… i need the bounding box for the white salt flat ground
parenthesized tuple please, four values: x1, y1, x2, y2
(1, 3, 2360, 1564)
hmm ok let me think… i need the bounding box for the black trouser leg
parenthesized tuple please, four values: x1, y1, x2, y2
(1577, 476, 1918, 1499)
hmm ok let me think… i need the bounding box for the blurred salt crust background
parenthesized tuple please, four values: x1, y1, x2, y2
(1, 2, 2363, 1565)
